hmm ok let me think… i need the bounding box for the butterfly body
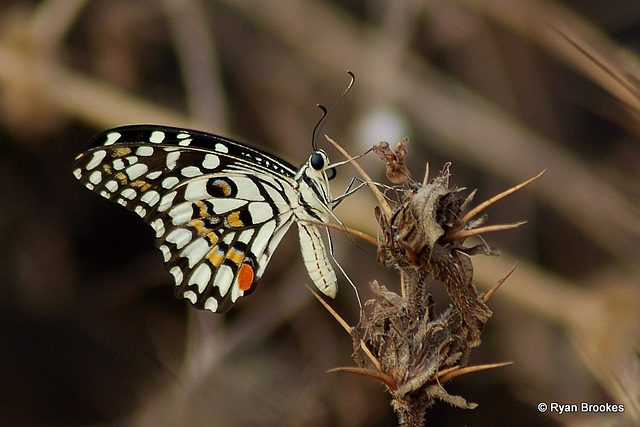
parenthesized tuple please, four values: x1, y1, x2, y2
(73, 125, 337, 313)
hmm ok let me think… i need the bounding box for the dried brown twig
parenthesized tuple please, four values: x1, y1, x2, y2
(321, 138, 543, 426)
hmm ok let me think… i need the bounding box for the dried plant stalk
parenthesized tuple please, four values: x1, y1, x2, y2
(333, 139, 542, 426)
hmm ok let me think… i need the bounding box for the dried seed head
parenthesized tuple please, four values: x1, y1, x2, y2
(342, 138, 540, 423)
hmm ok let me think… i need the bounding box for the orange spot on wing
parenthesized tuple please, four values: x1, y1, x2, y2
(205, 231, 219, 245)
(113, 147, 132, 157)
(114, 171, 128, 184)
(207, 246, 225, 267)
(227, 247, 244, 265)
(237, 262, 254, 291)
(193, 201, 208, 217)
(227, 211, 244, 228)
(212, 181, 232, 196)
(131, 180, 151, 191)
(189, 219, 209, 235)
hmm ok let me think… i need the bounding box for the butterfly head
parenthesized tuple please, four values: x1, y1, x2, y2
(308, 149, 337, 181)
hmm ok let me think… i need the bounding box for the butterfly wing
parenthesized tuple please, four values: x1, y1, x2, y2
(73, 125, 299, 312)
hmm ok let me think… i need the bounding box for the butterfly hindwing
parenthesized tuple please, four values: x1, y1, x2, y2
(154, 172, 296, 313)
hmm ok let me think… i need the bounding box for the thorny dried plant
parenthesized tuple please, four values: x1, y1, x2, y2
(319, 138, 544, 426)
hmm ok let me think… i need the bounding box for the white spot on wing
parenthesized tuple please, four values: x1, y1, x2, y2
(170, 266, 184, 285)
(147, 171, 162, 180)
(158, 245, 171, 262)
(215, 143, 229, 153)
(184, 181, 208, 200)
(121, 188, 136, 200)
(204, 297, 218, 312)
(202, 154, 219, 169)
(181, 238, 210, 268)
(140, 190, 160, 207)
(105, 180, 118, 192)
(235, 229, 255, 245)
(214, 264, 233, 297)
(89, 171, 102, 185)
(182, 290, 197, 303)
(166, 151, 180, 170)
(181, 166, 203, 177)
(105, 132, 121, 145)
(210, 198, 246, 214)
(150, 131, 165, 143)
(233, 177, 264, 201)
(231, 276, 245, 302)
(113, 159, 125, 170)
(247, 202, 274, 224)
(168, 203, 193, 225)
(158, 191, 177, 212)
(86, 150, 107, 170)
(221, 233, 235, 245)
(166, 228, 192, 249)
(151, 218, 165, 237)
(136, 146, 154, 156)
(189, 264, 212, 293)
(125, 156, 138, 166)
(134, 205, 146, 217)
(249, 220, 277, 259)
(126, 163, 148, 180)
(162, 176, 179, 189)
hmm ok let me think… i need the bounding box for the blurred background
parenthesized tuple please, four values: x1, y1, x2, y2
(1, 0, 639, 425)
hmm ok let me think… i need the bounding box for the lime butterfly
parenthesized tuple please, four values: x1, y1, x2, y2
(73, 125, 342, 313)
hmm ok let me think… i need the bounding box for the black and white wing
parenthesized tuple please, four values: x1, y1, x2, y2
(73, 125, 304, 313)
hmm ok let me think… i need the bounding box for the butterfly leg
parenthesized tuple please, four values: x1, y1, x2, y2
(332, 177, 367, 209)
(325, 225, 363, 316)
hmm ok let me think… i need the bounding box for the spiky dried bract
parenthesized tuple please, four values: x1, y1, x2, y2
(373, 156, 494, 352)
(348, 140, 532, 426)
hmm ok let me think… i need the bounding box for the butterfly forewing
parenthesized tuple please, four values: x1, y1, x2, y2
(73, 125, 337, 313)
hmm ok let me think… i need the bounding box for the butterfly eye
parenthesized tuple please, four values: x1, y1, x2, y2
(310, 152, 325, 170)
(327, 167, 337, 180)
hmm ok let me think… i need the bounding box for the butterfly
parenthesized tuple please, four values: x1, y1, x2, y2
(72, 125, 343, 313)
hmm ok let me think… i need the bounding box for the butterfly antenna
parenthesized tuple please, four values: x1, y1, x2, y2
(312, 71, 356, 151)
(312, 105, 328, 151)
